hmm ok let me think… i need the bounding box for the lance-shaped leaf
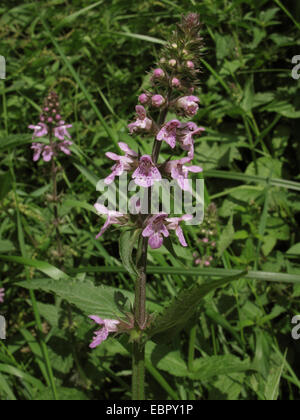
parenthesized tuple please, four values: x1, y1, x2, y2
(119, 229, 141, 277)
(17, 278, 132, 319)
(188, 355, 254, 381)
(146, 271, 247, 340)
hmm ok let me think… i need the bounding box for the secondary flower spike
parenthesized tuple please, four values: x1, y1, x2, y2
(29, 91, 73, 162)
(89, 316, 120, 348)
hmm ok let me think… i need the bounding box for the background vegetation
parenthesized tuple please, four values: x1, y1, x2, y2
(0, 0, 300, 400)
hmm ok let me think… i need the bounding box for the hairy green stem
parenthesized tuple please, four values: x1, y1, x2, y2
(132, 237, 148, 400)
(132, 105, 169, 400)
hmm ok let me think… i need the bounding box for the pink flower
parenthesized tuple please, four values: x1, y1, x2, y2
(186, 61, 195, 69)
(165, 158, 203, 191)
(152, 68, 165, 78)
(0, 288, 5, 304)
(89, 316, 120, 348)
(172, 78, 181, 88)
(142, 213, 169, 249)
(156, 120, 181, 149)
(139, 93, 149, 104)
(151, 94, 165, 108)
(31, 143, 44, 161)
(54, 121, 72, 141)
(132, 155, 162, 188)
(28, 123, 48, 139)
(42, 145, 54, 162)
(178, 122, 205, 160)
(128, 106, 152, 134)
(169, 59, 177, 67)
(177, 96, 200, 117)
(94, 203, 127, 238)
(57, 140, 73, 156)
(166, 215, 193, 247)
(105, 142, 138, 185)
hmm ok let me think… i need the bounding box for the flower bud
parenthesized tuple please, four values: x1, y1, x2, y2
(169, 59, 177, 67)
(184, 13, 200, 28)
(153, 68, 165, 79)
(172, 77, 181, 88)
(186, 60, 195, 69)
(138, 93, 149, 104)
(151, 94, 165, 108)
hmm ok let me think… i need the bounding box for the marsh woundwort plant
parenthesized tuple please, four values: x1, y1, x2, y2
(89, 13, 206, 400)
(29, 91, 73, 261)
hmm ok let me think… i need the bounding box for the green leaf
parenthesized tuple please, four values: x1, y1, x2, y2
(119, 229, 141, 277)
(262, 235, 277, 256)
(264, 352, 286, 400)
(0, 373, 16, 400)
(0, 172, 12, 200)
(146, 341, 188, 378)
(287, 243, 300, 255)
(68, 265, 300, 284)
(0, 364, 46, 392)
(163, 236, 182, 261)
(217, 215, 234, 257)
(0, 134, 31, 151)
(189, 355, 253, 381)
(147, 271, 247, 339)
(0, 240, 15, 253)
(17, 278, 132, 319)
(0, 255, 69, 281)
(241, 76, 255, 112)
(35, 387, 88, 401)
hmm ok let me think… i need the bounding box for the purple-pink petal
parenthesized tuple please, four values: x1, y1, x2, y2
(29, 123, 48, 139)
(176, 226, 188, 247)
(132, 155, 161, 188)
(157, 120, 181, 149)
(89, 316, 120, 349)
(118, 142, 138, 157)
(42, 146, 54, 162)
(149, 233, 164, 249)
